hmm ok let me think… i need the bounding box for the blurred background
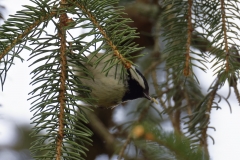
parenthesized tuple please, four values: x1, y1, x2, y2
(1, 0, 240, 160)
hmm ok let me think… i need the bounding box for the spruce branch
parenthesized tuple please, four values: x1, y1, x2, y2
(220, 0, 230, 72)
(200, 79, 218, 157)
(127, 121, 209, 160)
(56, 2, 68, 159)
(0, 12, 56, 60)
(151, 69, 182, 134)
(183, 88, 193, 116)
(1, 1, 240, 159)
(22, 0, 144, 159)
(117, 105, 151, 160)
(70, 0, 134, 69)
(83, 109, 116, 148)
(184, 76, 220, 156)
(161, 0, 208, 82)
(0, 4, 57, 89)
(150, 132, 208, 160)
(184, 0, 193, 76)
(117, 132, 132, 160)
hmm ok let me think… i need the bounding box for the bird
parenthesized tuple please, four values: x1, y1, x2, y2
(71, 53, 153, 108)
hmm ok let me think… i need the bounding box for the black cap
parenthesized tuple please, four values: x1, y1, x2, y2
(122, 67, 150, 102)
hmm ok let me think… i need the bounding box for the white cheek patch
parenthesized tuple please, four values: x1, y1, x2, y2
(129, 66, 145, 89)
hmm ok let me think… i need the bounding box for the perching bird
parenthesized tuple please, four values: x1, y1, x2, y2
(72, 53, 153, 108)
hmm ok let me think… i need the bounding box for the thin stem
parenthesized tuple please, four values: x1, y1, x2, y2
(184, 0, 193, 76)
(183, 89, 192, 116)
(84, 108, 116, 148)
(117, 133, 132, 160)
(71, 0, 132, 69)
(117, 105, 151, 160)
(0, 12, 56, 60)
(152, 69, 184, 134)
(200, 79, 219, 157)
(220, 0, 230, 71)
(56, 2, 68, 159)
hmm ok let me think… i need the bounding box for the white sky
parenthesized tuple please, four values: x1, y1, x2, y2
(0, 0, 240, 160)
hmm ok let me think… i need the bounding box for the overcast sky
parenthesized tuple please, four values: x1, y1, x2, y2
(0, 1, 240, 160)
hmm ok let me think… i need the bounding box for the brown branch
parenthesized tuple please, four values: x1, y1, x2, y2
(183, 0, 193, 76)
(151, 70, 171, 111)
(70, 0, 132, 69)
(220, 0, 230, 72)
(124, 2, 224, 57)
(200, 79, 219, 157)
(83, 108, 116, 148)
(117, 105, 151, 160)
(117, 133, 132, 160)
(151, 70, 171, 114)
(173, 109, 182, 134)
(172, 85, 184, 135)
(183, 89, 192, 116)
(151, 67, 183, 134)
(56, 2, 68, 160)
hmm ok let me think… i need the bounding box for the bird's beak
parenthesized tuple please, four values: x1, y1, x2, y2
(143, 92, 151, 100)
(143, 93, 158, 104)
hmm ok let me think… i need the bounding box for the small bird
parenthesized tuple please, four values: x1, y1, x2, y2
(73, 53, 153, 108)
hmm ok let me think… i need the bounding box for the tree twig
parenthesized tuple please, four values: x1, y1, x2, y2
(83, 108, 116, 148)
(117, 105, 151, 160)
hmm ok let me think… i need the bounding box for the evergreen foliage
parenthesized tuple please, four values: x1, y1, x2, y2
(1, 0, 240, 159)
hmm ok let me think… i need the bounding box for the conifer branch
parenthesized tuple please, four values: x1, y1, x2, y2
(117, 133, 132, 160)
(56, 2, 68, 159)
(183, 89, 193, 116)
(173, 109, 182, 134)
(0, 12, 56, 60)
(151, 70, 175, 127)
(184, 0, 193, 76)
(117, 105, 151, 160)
(220, 0, 230, 72)
(71, 0, 132, 69)
(1, 1, 240, 159)
(200, 79, 218, 157)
